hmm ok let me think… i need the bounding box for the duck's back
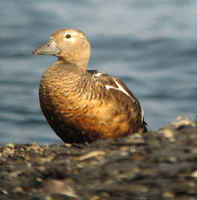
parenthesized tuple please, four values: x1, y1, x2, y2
(39, 63, 145, 143)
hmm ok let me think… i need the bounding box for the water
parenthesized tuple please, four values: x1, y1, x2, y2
(1, 0, 197, 144)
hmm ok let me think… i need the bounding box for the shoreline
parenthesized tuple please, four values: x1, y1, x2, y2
(0, 117, 197, 200)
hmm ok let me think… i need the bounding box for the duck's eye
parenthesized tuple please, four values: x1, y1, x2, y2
(65, 34, 71, 39)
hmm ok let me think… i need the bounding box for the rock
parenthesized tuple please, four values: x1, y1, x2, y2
(0, 117, 197, 200)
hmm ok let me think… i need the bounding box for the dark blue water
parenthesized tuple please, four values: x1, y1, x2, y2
(1, 0, 197, 144)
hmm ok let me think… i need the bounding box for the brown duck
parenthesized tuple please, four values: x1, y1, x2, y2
(33, 28, 147, 143)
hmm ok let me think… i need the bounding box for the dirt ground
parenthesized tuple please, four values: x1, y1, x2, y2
(1, 117, 197, 200)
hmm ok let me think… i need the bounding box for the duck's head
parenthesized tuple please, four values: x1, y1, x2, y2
(33, 28, 91, 70)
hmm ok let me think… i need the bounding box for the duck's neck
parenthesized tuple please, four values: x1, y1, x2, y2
(57, 57, 88, 72)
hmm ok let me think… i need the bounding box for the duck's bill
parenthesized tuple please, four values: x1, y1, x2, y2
(33, 40, 60, 55)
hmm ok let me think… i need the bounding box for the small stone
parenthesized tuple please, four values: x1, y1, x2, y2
(64, 143, 72, 148)
(43, 179, 78, 198)
(90, 196, 100, 200)
(44, 196, 53, 200)
(168, 156, 177, 163)
(191, 171, 197, 178)
(9, 170, 23, 178)
(74, 151, 106, 161)
(1, 189, 8, 194)
(13, 186, 24, 193)
(6, 143, 15, 149)
(36, 177, 43, 183)
(160, 129, 174, 138)
(129, 146, 136, 153)
(173, 116, 196, 128)
(163, 192, 175, 198)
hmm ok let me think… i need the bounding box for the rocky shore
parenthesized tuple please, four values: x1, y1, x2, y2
(1, 117, 197, 200)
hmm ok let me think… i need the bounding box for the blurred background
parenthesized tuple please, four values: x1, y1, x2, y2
(0, 0, 196, 144)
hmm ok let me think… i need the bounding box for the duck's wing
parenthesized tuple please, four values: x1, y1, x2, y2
(91, 71, 147, 130)
(115, 78, 148, 132)
(91, 71, 138, 102)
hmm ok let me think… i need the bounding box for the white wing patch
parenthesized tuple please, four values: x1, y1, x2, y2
(140, 104, 144, 123)
(105, 78, 144, 123)
(94, 72, 103, 77)
(105, 78, 130, 98)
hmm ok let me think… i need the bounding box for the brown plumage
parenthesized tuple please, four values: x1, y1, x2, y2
(33, 28, 147, 143)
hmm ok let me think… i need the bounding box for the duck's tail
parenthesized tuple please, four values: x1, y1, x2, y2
(143, 120, 149, 133)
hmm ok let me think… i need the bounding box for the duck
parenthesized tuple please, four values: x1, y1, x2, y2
(33, 28, 147, 143)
